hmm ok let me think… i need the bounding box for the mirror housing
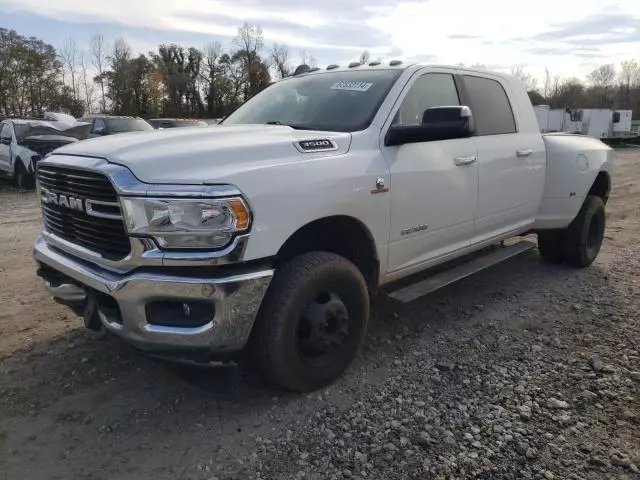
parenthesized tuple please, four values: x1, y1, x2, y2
(385, 106, 475, 146)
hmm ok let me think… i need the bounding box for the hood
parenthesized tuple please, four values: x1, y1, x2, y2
(16, 122, 92, 141)
(50, 124, 352, 184)
(19, 135, 79, 157)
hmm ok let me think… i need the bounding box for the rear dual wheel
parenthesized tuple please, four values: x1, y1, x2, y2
(538, 195, 606, 268)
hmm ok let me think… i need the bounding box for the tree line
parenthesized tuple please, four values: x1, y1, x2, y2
(1, 24, 640, 120)
(0, 23, 293, 119)
(511, 63, 640, 115)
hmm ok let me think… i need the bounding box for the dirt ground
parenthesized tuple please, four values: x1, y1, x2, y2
(0, 149, 639, 480)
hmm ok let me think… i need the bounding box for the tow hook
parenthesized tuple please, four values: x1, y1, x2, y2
(83, 294, 103, 332)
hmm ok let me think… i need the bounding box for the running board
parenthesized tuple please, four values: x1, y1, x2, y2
(385, 240, 536, 303)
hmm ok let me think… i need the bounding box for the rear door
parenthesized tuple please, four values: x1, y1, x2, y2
(461, 73, 545, 244)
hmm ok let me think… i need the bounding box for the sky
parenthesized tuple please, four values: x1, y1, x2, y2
(1, 0, 640, 84)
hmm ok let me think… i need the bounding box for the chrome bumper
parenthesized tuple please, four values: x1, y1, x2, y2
(34, 235, 273, 353)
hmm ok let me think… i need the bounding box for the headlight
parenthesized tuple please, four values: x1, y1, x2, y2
(120, 197, 250, 249)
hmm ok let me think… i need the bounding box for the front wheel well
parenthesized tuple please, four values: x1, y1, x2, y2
(588, 171, 611, 204)
(276, 216, 379, 293)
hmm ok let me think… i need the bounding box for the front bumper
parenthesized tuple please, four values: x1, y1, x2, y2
(34, 235, 273, 353)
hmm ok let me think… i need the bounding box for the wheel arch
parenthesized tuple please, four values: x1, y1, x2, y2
(276, 215, 380, 294)
(588, 170, 611, 204)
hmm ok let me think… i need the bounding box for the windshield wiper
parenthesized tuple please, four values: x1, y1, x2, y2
(265, 121, 311, 130)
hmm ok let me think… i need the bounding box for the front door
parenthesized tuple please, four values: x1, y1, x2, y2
(0, 123, 13, 173)
(382, 70, 479, 275)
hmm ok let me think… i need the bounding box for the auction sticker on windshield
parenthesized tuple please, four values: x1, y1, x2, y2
(330, 81, 373, 92)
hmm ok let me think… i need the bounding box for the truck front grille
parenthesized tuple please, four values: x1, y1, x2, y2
(37, 165, 131, 260)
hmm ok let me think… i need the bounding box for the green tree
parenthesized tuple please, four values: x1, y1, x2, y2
(0, 28, 77, 116)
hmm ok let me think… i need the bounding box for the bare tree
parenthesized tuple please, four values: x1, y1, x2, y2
(79, 52, 95, 113)
(299, 49, 309, 67)
(587, 64, 616, 107)
(90, 33, 108, 112)
(204, 41, 222, 64)
(619, 60, 640, 107)
(298, 49, 318, 69)
(359, 50, 371, 65)
(61, 38, 78, 101)
(271, 43, 291, 79)
(588, 64, 616, 88)
(234, 23, 266, 96)
(202, 41, 223, 115)
(547, 76, 585, 108)
(543, 67, 552, 99)
(510, 65, 538, 92)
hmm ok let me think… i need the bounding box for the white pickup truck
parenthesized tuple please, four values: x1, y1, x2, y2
(34, 63, 613, 392)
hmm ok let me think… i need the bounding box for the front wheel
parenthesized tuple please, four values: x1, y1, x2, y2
(14, 161, 33, 190)
(250, 252, 369, 392)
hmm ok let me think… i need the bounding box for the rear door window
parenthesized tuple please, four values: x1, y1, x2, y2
(463, 75, 516, 135)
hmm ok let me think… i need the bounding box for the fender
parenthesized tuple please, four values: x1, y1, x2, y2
(11, 145, 38, 174)
(534, 134, 614, 230)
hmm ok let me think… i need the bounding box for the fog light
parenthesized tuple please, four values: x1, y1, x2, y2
(145, 300, 215, 328)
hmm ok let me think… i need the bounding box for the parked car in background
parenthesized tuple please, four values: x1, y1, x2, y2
(202, 118, 223, 125)
(148, 118, 208, 129)
(78, 115, 154, 138)
(0, 116, 90, 188)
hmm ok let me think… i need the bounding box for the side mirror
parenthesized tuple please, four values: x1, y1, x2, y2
(385, 106, 475, 147)
(612, 112, 621, 123)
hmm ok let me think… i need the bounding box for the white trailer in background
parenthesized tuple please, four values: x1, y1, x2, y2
(582, 109, 637, 141)
(534, 105, 551, 131)
(582, 109, 612, 139)
(613, 110, 633, 135)
(533, 106, 582, 133)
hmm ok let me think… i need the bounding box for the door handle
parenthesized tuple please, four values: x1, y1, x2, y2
(516, 149, 533, 158)
(454, 155, 477, 166)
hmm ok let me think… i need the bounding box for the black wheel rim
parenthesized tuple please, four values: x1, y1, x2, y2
(296, 291, 350, 365)
(586, 209, 605, 257)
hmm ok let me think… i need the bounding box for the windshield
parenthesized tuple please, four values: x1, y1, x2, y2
(222, 69, 402, 132)
(106, 118, 154, 133)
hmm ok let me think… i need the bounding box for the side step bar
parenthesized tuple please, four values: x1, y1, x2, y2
(385, 240, 536, 303)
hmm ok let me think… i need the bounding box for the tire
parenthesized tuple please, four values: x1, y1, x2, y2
(13, 161, 33, 190)
(537, 230, 566, 264)
(565, 195, 606, 268)
(250, 252, 369, 392)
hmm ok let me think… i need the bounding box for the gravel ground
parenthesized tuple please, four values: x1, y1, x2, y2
(0, 149, 639, 480)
